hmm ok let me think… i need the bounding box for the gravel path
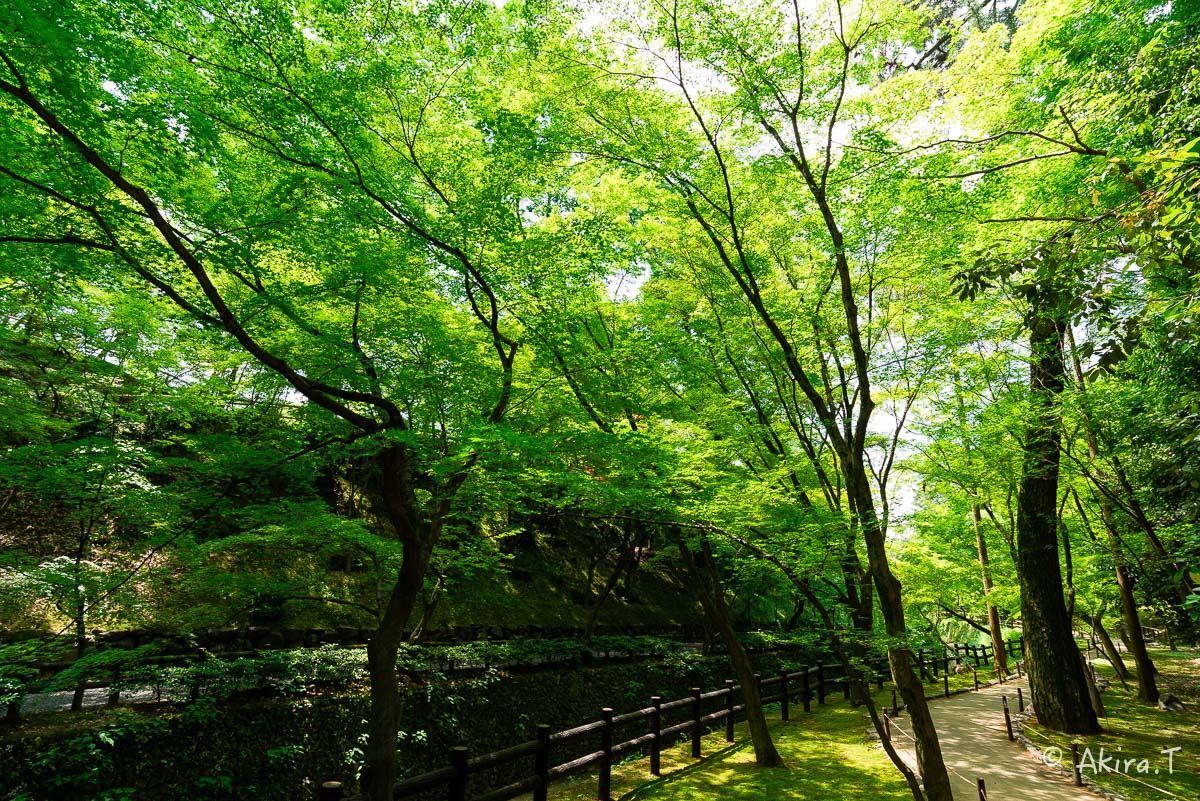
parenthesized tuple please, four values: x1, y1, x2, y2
(3, 686, 187, 717)
(889, 678, 1101, 801)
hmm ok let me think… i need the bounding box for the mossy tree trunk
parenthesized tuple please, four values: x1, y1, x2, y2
(1015, 306, 1099, 734)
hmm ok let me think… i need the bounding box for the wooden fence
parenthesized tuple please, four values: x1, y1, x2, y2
(331, 637, 1025, 801)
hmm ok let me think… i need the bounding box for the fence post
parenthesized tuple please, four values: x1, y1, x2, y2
(1002, 696, 1014, 741)
(883, 711, 890, 743)
(974, 667, 980, 691)
(598, 708, 614, 801)
(802, 666, 811, 712)
(318, 781, 343, 801)
(932, 651, 939, 678)
(1017, 687, 1025, 713)
(780, 671, 789, 721)
(944, 672, 950, 698)
(891, 686, 898, 715)
(817, 664, 826, 705)
(919, 649, 929, 681)
(650, 696, 662, 777)
(876, 657, 885, 690)
(534, 724, 551, 801)
(1071, 743, 1083, 786)
(449, 746, 468, 801)
(724, 680, 736, 742)
(691, 688, 702, 758)
(977, 777, 987, 801)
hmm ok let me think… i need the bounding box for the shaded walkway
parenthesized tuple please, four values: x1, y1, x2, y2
(888, 678, 1100, 801)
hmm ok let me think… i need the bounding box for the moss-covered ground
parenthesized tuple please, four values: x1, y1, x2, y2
(537, 700, 909, 801)
(1020, 646, 1200, 801)
(535, 647, 1199, 801)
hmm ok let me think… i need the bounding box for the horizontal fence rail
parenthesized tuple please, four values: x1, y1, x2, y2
(337, 637, 1024, 801)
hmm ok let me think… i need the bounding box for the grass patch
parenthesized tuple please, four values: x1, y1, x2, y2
(1020, 646, 1200, 801)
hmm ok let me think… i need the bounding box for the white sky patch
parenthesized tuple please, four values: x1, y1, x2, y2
(606, 263, 648, 301)
(1145, 2, 1172, 23)
(165, 116, 189, 143)
(101, 80, 127, 100)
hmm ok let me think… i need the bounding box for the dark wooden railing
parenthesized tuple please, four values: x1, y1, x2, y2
(332, 637, 1024, 801)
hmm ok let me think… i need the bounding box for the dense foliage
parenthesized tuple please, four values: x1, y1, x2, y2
(1, 0, 1197, 797)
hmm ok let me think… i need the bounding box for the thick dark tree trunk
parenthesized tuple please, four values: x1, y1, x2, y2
(1016, 312, 1099, 734)
(972, 506, 1008, 676)
(363, 636, 402, 801)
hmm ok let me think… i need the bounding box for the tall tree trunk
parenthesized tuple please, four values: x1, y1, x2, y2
(954, 374, 1007, 677)
(361, 445, 448, 801)
(1065, 331, 1159, 703)
(408, 572, 445, 643)
(1115, 560, 1159, 702)
(584, 525, 638, 642)
(71, 523, 91, 713)
(1078, 650, 1106, 719)
(71, 608, 87, 713)
(972, 506, 1008, 676)
(726, 532, 927, 800)
(848, 469, 952, 801)
(676, 533, 783, 767)
(1079, 612, 1129, 681)
(672, 56, 952, 791)
(362, 550, 431, 801)
(1015, 310, 1099, 734)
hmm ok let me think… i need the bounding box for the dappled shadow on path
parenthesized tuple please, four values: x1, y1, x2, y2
(889, 678, 1099, 801)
